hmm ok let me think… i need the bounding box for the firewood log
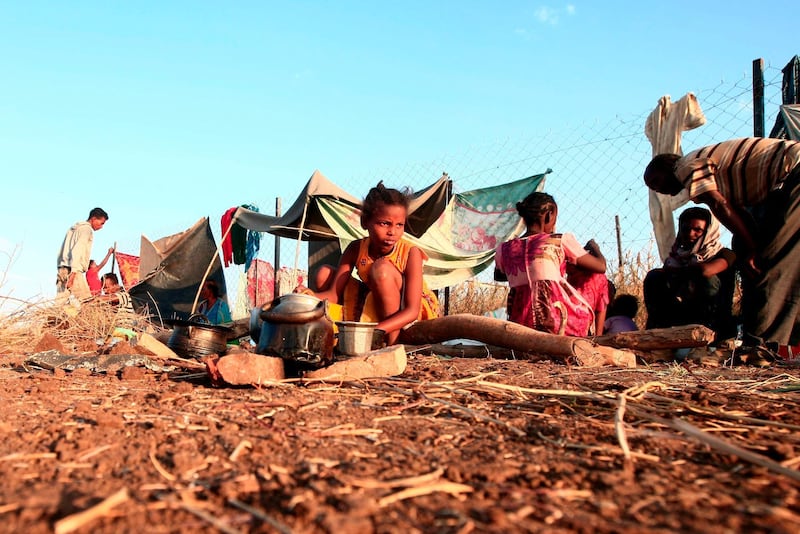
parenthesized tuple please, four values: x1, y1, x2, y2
(402, 314, 636, 367)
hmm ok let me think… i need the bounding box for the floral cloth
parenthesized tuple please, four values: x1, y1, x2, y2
(495, 233, 594, 336)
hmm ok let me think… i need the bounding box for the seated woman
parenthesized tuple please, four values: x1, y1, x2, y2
(198, 280, 232, 325)
(643, 207, 736, 334)
(296, 181, 440, 345)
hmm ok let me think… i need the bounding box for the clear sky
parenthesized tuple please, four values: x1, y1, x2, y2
(0, 1, 796, 310)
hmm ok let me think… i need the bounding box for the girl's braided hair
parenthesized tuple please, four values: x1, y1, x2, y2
(361, 181, 412, 227)
(516, 191, 557, 226)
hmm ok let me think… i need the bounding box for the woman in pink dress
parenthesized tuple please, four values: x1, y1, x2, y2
(494, 192, 607, 336)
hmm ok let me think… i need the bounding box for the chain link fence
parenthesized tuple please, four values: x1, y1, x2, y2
(232, 56, 792, 317)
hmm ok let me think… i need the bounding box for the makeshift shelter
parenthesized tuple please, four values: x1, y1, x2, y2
(128, 217, 228, 322)
(232, 170, 548, 290)
(769, 55, 800, 140)
(779, 104, 800, 140)
(232, 169, 452, 241)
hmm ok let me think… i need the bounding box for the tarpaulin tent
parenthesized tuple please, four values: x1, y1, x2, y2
(233, 170, 548, 290)
(317, 172, 548, 289)
(232, 170, 452, 241)
(780, 104, 800, 140)
(128, 217, 228, 322)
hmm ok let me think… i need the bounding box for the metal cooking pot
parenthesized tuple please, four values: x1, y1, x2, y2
(254, 293, 335, 368)
(165, 314, 232, 359)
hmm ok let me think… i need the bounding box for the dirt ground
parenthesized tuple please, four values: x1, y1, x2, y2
(1, 337, 800, 534)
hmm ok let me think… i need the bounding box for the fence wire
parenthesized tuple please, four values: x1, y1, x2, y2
(233, 57, 791, 317)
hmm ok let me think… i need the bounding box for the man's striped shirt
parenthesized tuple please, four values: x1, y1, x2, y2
(675, 137, 800, 207)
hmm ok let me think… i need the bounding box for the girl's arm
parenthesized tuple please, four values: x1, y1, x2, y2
(378, 246, 424, 338)
(574, 239, 606, 273)
(96, 247, 115, 270)
(309, 241, 360, 305)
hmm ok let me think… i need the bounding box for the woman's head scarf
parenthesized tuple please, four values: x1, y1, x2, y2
(664, 207, 723, 267)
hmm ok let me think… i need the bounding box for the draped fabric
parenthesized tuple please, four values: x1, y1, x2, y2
(495, 232, 595, 336)
(220, 207, 237, 267)
(644, 92, 707, 260)
(115, 252, 141, 289)
(129, 218, 227, 321)
(451, 172, 549, 251)
(242, 204, 261, 271)
(664, 208, 723, 268)
(231, 170, 550, 290)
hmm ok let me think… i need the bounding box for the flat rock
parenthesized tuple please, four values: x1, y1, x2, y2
(215, 352, 285, 385)
(134, 332, 180, 360)
(304, 345, 407, 380)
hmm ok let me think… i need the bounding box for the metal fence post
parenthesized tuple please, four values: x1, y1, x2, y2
(753, 58, 765, 137)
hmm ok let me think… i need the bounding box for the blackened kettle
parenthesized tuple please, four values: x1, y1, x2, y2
(254, 293, 335, 368)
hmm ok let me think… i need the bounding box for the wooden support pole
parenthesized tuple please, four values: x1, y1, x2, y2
(274, 197, 281, 299)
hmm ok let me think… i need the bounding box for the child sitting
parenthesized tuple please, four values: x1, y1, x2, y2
(494, 192, 606, 336)
(296, 181, 440, 345)
(603, 294, 640, 335)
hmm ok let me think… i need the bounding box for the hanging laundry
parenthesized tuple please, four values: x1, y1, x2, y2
(221, 207, 238, 267)
(231, 217, 248, 266)
(241, 204, 261, 271)
(644, 93, 706, 260)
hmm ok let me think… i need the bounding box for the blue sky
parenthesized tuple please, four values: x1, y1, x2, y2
(0, 1, 796, 309)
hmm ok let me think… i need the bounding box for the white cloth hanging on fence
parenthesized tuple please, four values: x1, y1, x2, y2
(645, 92, 707, 260)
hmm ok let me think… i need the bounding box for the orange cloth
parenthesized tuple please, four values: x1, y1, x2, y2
(342, 238, 440, 323)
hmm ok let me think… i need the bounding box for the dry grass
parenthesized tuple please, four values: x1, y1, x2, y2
(0, 296, 151, 356)
(445, 279, 509, 317)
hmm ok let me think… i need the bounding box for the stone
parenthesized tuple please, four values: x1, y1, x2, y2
(304, 345, 407, 380)
(215, 352, 285, 386)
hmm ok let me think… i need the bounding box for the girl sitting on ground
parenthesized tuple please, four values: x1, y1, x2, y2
(296, 181, 440, 345)
(494, 191, 606, 336)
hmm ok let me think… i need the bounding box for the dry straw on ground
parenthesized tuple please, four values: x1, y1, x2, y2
(446, 279, 508, 317)
(0, 297, 150, 355)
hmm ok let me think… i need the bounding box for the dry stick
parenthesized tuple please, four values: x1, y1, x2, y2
(179, 503, 242, 534)
(669, 418, 800, 483)
(377, 481, 474, 508)
(54, 487, 129, 534)
(228, 498, 293, 534)
(0, 452, 57, 462)
(334, 378, 525, 437)
(228, 439, 252, 462)
(474, 379, 616, 402)
(419, 391, 526, 437)
(644, 392, 800, 432)
(615, 395, 631, 460)
(76, 444, 116, 462)
(149, 450, 177, 482)
(339, 468, 445, 489)
(0, 503, 20, 515)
